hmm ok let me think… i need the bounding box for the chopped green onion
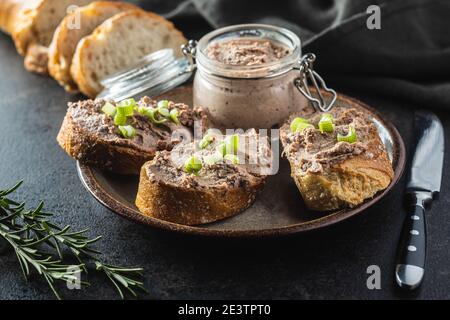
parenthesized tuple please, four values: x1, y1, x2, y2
(118, 125, 136, 139)
(117, 98, 136, 116)
(216, 143, 227, 156)
(337, 125, 357, 143)
(224, 154, 239, 164)
(318, 114, 334, 133)
(199, 134, 214, 149)
(169, 108, 180, 124)
(157, 100, 170, 117)
(320, 113, 333, 121)
(147, 108, 167, 124)
(216, 135, 239, 156)
(114, 113, 127, 126)
(290, 117, 310, 133)
(138, 107, 166, 124)
(157, 100, 169, 108)
(137, 106, 148, 115)
(158, 107, 170, 118)
(119, 98, 136, 107)
(184, 156, 202, 174)
(225, 134, 239, 155)
(292, 122, 314, 133)
(204, 152, 223, 165)
(101, 102, 116, 117)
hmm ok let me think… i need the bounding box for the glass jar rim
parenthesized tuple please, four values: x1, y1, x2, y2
(196, 24, 301, 79)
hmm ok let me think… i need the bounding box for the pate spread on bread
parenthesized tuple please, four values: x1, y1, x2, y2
(136, 130, 272, 225)
(280, 107, 394, 211)
(57, 97, 208, 175)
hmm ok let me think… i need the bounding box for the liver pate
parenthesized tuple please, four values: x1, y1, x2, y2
(146, 130, 272, 190)
(195, 38, 308, 129)
(67, 96, 207, 153)
(281, 107, 383, 174)
(206, 39, 291, 66)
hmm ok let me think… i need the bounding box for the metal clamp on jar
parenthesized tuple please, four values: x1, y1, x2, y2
(98, 24, 337, 129)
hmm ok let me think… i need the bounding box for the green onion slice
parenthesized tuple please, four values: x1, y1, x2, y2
(224, 154, 239, 164)
(117, 98, 136, 116)
(118, 125, 136, 139)
(199, 134, 214, 149)
(216, 143, 227, 156)
(114, 113, 127, 126)
(290, 117, 310, 133)
(224, 134, 239, 155)
(292, 122, 314, 133)
(101, 102, 116, 117)
(157, 100, 170, 117)
(184, 156, 202, 174)
(337, 125, 357, 143)
(137, 106, 148, 116)
(157, 100, 169, 108)
(169, 108, 180, 124)
(318, 114, 334, 133)
(204, 152, 223, 165)
(158, 107, 170, 118)
(138, 107, 166, 124)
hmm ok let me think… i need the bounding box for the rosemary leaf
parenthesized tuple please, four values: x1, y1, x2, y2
(0, 181, 147, 299)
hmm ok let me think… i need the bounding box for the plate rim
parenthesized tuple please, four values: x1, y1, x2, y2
(76, 92, 406, 238)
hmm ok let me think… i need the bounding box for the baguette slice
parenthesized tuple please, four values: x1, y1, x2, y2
(2, 0, 95, 74)
(48, 1, 138, 91)
(136, 130, 272, 225)
(280, 107, 394, 211)
(57, 96, 208, 175)
(0, 0, 28, 35)
(71, 10, 187, 98)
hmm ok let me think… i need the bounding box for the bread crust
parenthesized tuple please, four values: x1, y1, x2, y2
(281, 109, 394, 211)
(136, 162, 265, 225)
(71, 9, 187, 98)
(57, 110, 154, 175)
(5, 0, 42, 55)
(24, 43, 49, 74)
(48, 1, 138, 91)
(292, 154, 393, 211)
(1, 0, 94, 74)
(0, 0, 31, 35)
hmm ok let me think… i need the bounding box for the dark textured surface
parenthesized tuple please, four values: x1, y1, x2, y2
(0, 26, 449, 300)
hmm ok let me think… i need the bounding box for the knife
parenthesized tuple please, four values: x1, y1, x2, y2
(395, 110, 444, 290)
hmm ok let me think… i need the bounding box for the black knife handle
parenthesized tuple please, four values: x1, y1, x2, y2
(395, 192, 430, 290)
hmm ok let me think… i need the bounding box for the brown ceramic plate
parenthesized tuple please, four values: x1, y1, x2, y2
(77, 86, 406, 238)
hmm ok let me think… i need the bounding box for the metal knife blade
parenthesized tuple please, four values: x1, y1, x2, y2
(395, 110, 444, 290)
(406, 110, 444, 195)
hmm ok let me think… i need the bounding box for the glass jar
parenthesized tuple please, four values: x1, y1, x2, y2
(193, 24, 308, 129)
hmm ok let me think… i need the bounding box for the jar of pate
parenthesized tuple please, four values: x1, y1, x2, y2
(193, 24, 308, 129)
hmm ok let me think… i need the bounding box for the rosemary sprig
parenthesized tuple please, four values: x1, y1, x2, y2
(0, 181, 147, 299)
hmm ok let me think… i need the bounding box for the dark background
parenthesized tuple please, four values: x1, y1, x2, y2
(1, 0, 450, 299)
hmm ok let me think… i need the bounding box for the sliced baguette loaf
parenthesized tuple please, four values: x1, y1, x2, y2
(0, 0, 95, 74)
(71, 10, 187, 98)
(135, 130, 272, 225)
(57, 96, 208, 175)
(0, 0, 27, 35)
(280, 107, 394, 211)
(48, 1, 138, 91)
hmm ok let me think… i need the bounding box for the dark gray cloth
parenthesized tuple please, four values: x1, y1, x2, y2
(134, 0, 450, 111)
(1, 0, 450, 300)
